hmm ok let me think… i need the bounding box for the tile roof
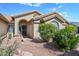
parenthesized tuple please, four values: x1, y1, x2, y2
(0, 14, 9, 23)
(2, 15, 13, 22)
(33, 12, 69, 24)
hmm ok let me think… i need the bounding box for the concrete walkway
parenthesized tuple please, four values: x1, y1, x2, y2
(15, 38, 64, 56)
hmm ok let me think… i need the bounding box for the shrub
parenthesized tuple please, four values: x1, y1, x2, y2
(0, 38, 13, 56)
(54, 25, 79, 51)
(0, 39, 3, 46)
(0, 38, 14, 56)
(65, 24, 77, 34)
(39, 23, 57, 42)
(0, 47, 13, 56)
(0, 36, 20, 56)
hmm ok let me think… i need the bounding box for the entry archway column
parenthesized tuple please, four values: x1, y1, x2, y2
(14, 20, 20, 36)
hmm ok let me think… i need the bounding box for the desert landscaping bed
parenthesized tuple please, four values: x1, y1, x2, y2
(1, 37, 79, 56)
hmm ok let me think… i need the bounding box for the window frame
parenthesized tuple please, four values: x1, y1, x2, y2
(52, 21, 59, 30)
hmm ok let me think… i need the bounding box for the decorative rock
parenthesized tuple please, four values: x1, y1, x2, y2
(21, 51, 33, 56)
(16, 49, 33, 56)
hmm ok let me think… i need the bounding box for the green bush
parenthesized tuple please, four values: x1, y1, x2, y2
(0, 38, 13, 56)
(0, 47, 13, 56)
(39, 23, 57, 42)
(0, 39, 2, 46)
(54, 25, 79, 51)
(0, 38, 14, 56)
(65, 24, 77, 34)
(0, 35, 17, 56)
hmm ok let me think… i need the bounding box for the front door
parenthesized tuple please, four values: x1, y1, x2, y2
(19, 25, 27, 37)
(22, 25, 27, 36)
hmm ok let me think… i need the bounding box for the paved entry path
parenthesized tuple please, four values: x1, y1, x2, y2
(16, 38, 63, 56)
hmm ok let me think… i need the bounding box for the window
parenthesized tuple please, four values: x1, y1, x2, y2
(52, 21, 59, 30)
(8, 25, 13, 32)
(78, 27, 79, 33)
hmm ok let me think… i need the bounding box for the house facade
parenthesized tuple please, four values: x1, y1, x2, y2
(0, 11, 69, 39)
(71, 22, 79, 33)
(0, 14, 9, 37)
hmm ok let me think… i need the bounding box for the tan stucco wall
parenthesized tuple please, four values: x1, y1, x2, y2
(0, 19, 8, 37)
(33, 20, 41, 39)
(27, 21, 33, 38)
(34, 23, 40, 39)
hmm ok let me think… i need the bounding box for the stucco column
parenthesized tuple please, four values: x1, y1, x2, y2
(33, 23, 41, 39)
(14, 20, 19, 36)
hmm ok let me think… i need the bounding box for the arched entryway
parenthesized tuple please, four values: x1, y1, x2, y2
(19, 20, 27, 37)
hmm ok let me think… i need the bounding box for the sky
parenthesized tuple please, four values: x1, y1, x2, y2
(0, 3, 79, 22)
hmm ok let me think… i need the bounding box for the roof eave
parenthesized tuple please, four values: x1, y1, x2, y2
(0, 14, 9, 23)
(13, 11, 41, 18)
(33, 12, 69, 24)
